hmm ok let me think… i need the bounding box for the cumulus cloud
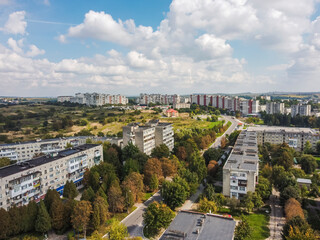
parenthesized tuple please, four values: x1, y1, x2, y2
(26, 45, 45, 57)
(2, 11, 27, 35)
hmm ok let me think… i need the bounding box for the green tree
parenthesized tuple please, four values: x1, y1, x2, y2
(108, 180, 124, 213)
(256, 176, 272, 200)
(25, 201, 38, 232)
(234, 215, 252, 240)
(300, 154, 317, 174)
(94, 196, 109, 225)
(243, 192, 255, 213)
(0, 208, 10, 239)
(89, 171, 101, 192)
(161, 181, 187, 210)
(71, 201, 92, 239)
(0, 157, 11, 167)
(197, 198, 217, 213)
(282, 216, 310, 239)
(109, 219, 128, 240)
(203, 148, 222, 165)
(151, 144, 170, 159)
(51, 199, 65, 232)
(188, 153, 207, 182)
(122, 142, 140, 161)
(303, 141, 313, 154)
(123, 187, 134, 213)
(35, 200, 52, 233)
(143, 202, 175, 238)
(203, 184, 215, 201)
(81, 186, 96, 202)
(92, 202, 101, 230)
(63, 180, 79, 199)
(280, 186, 300, 204)
(149, 174, 159, 192)
(316, 141, 320, 155)
(44, 189, 61, 214)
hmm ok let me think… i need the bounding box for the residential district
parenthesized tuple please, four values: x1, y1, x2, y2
(1, 93, 320, 240)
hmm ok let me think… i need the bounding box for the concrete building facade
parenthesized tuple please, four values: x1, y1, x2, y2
(58, 93, 128, 106)
(0, 144, 102, 210)
(0, 137, 87, 162)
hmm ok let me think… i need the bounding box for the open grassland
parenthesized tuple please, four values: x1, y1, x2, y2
(0, 104, 221, 143)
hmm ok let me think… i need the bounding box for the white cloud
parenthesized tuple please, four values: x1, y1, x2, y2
(2, 11, 27, 35)
(26, 45, 45, 57)
(7, 38, 23, 53)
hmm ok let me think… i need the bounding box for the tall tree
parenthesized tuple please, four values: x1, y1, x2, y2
(144, 158, 163, 187)
(51, 199, 65, 232)
(121, 172, 144, 202)
(44, 189, 61, 213)
(151, 144, 170, 159)
(108, 219, 128, 240)
(0, 208, 10, 239)
(92, 202, 101, 230)
(161, 181, 187, 210)
(63, 180, 79, 199)
(300, 154, 317, 174)
(234, 215, 252, 240)
(35, 200, 52, 233)
(108, 180, 124, 213)
(71, 201, 92, 239)
(94, 196, 109, 225)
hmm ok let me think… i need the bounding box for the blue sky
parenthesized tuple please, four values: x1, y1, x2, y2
(0, 0, 320, 96)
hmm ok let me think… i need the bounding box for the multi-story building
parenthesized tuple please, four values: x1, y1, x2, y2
(137, 94, 180, 105)
(122, 121, 174, 155)
(57, 96, 73, 103)
(173, 103, 191, 109)
(0, 144, 102, 210)
(58, 93, 128, 106)
(266, 102, 285, 114)
(0, 137, 87, 162)
(291, 104, 311, 116)
(247, 126, 320, 151)
(223, 130, 259, 199)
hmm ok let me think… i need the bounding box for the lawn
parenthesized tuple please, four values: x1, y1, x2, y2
(246, 212, 270, 240)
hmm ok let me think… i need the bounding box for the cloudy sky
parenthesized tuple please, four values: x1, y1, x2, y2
(0, 0, 320, 97)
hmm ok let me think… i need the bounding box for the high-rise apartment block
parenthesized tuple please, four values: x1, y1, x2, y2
(58, 93, 128, 106)
(0, 137, 87, 162)
(291, 104, 311, 116)
(0, 144, 102, 210)
(122, 121, 174, 155)
(223, 130, 259, 199)
(266, 102, 285, 114)
(137, 94, 183, 105)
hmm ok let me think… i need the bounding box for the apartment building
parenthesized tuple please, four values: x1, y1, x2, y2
(266, 102, 285, 114)
(122, 121, 174, 155)
(223, 130, 259, 199)
(173, 103, 191, 109)
(0, 137, 87, 162)
(291, 104, 311, 116)
(137, 94, 181, 105)
(0, 144, 102, 210)
(57, 93, 128, 106)
(247, 126, 320, 151)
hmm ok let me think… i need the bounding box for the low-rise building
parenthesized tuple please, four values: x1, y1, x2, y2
(0, 144, 103, 210)
(165, 109, 179, 117)
(0, 137, 87, 162)
(161, 211, 236, 240)
(223, 130, 259, 199)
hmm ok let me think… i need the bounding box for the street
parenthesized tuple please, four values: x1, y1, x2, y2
(267, 189, 285, 240)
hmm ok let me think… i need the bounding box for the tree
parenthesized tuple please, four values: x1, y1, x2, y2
(51, 199, 65, 232)
(161, 181, 187, 210)
(35, 200, 51, 233)
(94, 196, 109, 225)
(188, 153, 207, 182)
(243, 192, 255, 213)
(123, 158, 140, 176)
(81, 186, 96, 202)
(108, 219, 128, 240)
(234, 215, 252, 240)
(0, 157, 11, 168)
(44, 189, 61, 213)
(203, 148, 222, 165)
(122, 172, 144, 202)
(63, 180, 79, 199)
(25, 201, 38, 232)
(143, 202, 175, 238)
(89, 171, 101, 191)
(71, 201, 92, 239)
(108, 180, 124, 213)
(122, 187, 134, 213)
(149, 174, 159, 192)
(316, 141, 320, 155)
(197, 198, 217, 213)
(286, 226, 317, 240)
(207, 160, 219, 177)
(176, 146, 187, 161)
(284, 198, 304, 221)
(161, 157, 177, 178)
(92, 202, 101, 230)
(144, 158, 163, 187)
(151, 144, 170, 159)
(300, 154, 317, 174)
(0, 208, 10, 239)
(203, 184, 215, 201)
(280, 186, 300, 204)
(282, 216, 310, 239)
(122, 143, 140, 161)
(227, 197, 239, 212)
(256, 176, 272, 200)
(303, 141, 313, 154)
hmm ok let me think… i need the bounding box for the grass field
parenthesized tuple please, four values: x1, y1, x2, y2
(163, 117, 223, 132)
(246, 212, 270, 240)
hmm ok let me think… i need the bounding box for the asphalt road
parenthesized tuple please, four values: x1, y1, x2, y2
(267, 189, 285, 240)
(121, 191, 162, 238)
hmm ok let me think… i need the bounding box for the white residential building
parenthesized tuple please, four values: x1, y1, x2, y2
(223, 130, 259, 199)
(266, 102, 285, 114)
(0, 137, 87, 162)
(0, 144, 103, 210)
(58, 93, 128, 106)
(291, 104, 311, 116)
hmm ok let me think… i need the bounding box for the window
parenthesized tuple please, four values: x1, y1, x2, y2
(231, 186, 238, 190)
(49, 168, 53, 172)
(239, 186, 246, 191)
(231, 192, 237, 197)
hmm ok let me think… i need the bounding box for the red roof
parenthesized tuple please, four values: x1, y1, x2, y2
(167, 109, 178, 113)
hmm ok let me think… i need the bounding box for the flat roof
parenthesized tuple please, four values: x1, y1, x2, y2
(297, 178, 312, 184)
(0, 136, 87, 147)
(247, 125, 318, 135)
(0, 144, 100, 178)
(223, 130, 259, 172)
(160, 211, 236, 240)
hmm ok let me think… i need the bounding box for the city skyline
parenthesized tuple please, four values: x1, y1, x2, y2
(1, 0, 320, 96)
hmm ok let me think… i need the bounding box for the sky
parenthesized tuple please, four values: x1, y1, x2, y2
(0, 0, 320, 97)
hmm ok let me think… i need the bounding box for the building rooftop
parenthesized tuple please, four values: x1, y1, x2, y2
(223, 130, 259, 172)
(247, 125, 318, 135)
(0, 144, 100, 178)
(297, 178, 312, 184)
(160, 211, 236, 240)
